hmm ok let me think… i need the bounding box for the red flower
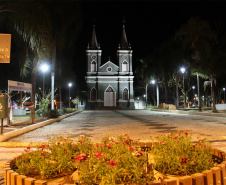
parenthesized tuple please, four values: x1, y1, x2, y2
(128, 146, 135, 152)
(75, 153, 89, 162)
(200, 145, 207, 148)
(185, 132, 188, 136)
(180, 157, 188, 164)
(135, 150, 143, 157)
(79, 140, 83, 144)
(93, 152, 104, 159)
(108, 160, 117, 167)
(39, 144, 46, 149)
(40, 152, 46, 156)
(24, 146, 31, 152)
(107, 144, 112, 149)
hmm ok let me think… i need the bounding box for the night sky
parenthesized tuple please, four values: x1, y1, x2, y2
(74, 0, 226, 86)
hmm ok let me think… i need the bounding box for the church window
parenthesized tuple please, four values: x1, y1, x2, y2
(123, 55, 128, 60)
(91, 55, 96, 59)
(91, 61, 97, 72)
(106, 86, 114, 92)
(106, 67, 112, 72)
(122, 61, 128, 72)
(90, 88, 97, 100)
(123, 88, 129, 100)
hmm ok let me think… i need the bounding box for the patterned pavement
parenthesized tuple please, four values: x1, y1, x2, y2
(1, 109, 226, 185)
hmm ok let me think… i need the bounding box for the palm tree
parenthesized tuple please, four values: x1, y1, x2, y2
(135, 58, 152, 107)
(6, 0, 82, 108)
(175, 17, 215, 111)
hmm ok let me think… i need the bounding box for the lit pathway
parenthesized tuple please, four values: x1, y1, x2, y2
(6, 110, 226, 143)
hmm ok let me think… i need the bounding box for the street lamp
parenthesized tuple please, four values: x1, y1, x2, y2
(151, 80, 156, 106)
(40, 63, 49, 99)
(180, 67, 186, 109)
(68, 83, 72, 108)
(223, 88, 225, 103)
(192, 86, 195, 104)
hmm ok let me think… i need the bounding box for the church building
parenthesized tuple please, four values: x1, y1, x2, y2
(85, 22, 135, 110)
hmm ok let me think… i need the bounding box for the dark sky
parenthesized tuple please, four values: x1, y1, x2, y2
(73, 0, 226, 85)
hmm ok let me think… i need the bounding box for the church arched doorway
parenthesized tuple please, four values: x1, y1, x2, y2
(104, 86, 116, 106)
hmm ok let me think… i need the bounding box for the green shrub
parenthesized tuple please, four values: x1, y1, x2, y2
(46, 109, 59, 118)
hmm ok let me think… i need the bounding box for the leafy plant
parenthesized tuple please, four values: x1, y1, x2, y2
(46, 109, 59, 118)
(74, 134, 154, 184)
(36, 92, 51, 117)
(14, 135, 78, 179)
(13, 134, 154, 183)
(150, 130, 214, 176)
(13, 132, 215, 183)
(72, 97, 79, 108)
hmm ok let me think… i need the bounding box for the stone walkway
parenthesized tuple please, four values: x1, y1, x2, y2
(1, 109, 226, 185)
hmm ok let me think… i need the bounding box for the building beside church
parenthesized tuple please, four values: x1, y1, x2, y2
(85, 22, 135, 110)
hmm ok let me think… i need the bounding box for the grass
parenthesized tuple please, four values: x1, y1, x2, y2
(13, 113, 31, 118)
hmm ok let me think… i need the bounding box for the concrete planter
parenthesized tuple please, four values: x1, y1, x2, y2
(4, 142, 226, 185)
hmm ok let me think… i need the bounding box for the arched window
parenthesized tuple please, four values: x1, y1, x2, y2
(91, 61, 97, 72)
(105, 86, 114, 92)
(123, 88, 129, 100)
(90, 88, 97, 100)
(122, 61, 128, 72)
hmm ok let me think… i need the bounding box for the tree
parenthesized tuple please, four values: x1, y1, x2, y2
(5, 0, 82, 108)
(175, 17, 216, 111)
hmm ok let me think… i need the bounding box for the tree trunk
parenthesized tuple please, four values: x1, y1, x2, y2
(211, 75, 217, 112)
(164, 75, 168, 104)
(31, 61, 37, 107)
(197, 74, 202, 112)
(59, 59, 62, 110)
(176, 73, 179, 108)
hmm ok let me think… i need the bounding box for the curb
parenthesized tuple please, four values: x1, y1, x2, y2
(149, 109, 226, 117)
(0, 111, 82, 143)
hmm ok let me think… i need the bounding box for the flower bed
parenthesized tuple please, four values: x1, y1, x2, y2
(4, 132, 226, 185)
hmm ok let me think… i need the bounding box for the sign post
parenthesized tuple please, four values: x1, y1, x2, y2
(0, 93, 8, 134)
(8, 80, 34, 124)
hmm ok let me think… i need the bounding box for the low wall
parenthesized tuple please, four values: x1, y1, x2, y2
(158, 103, 177, 110)
(216, 104, 226, 110)
(4, 142, 226, 185)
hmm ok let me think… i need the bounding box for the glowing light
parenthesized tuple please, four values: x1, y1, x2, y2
(180, 67, 185, 74)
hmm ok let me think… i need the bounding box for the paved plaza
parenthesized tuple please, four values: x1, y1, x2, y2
(1, 109, 226, 184)
(5, 110, 226, 143)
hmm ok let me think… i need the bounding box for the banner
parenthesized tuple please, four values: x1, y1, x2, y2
(0, 34, 11, 63)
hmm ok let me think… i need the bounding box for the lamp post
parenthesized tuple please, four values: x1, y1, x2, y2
(40, 63, 49, 99)
(180, 67, 186, 109)
(145, 84, 147, 108)
(223, 88, 225, 103)
(192, 86, 195, 104)
(151, 80, 156, 106)
(68, 83, 72, 108)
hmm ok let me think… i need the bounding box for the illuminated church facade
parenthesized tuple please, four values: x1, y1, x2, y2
(85, 22, 135, 110)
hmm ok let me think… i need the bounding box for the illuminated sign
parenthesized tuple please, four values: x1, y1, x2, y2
(8, 80, 32, 92)
(0, 34, 11, 63)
